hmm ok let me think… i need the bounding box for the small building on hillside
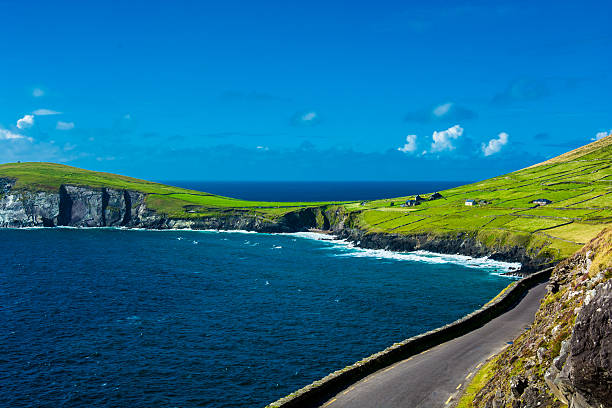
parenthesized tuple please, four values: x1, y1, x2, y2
(532, 198, 552, 205)
(465, 199, 476, 206)
(415, 195, 426, 202)
(405, 199, 419, 207)
(429, 192, 443, 201)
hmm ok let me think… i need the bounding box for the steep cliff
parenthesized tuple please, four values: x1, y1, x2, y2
(0, 178, 160, 228)
(462, 228, 612, 408)
(0, 177, 329, 231)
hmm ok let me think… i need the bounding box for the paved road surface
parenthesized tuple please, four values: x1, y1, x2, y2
(319, 282, 548, 408)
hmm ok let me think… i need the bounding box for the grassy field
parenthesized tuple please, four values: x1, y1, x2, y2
(0, 162, 345, 219)
(347, 136, 612, 260)
(1, 135, 611, 260)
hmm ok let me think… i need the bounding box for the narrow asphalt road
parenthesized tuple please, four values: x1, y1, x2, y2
(319, 282, 548, 408)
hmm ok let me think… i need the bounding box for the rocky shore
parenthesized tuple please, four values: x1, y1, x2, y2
(0, 179, 554, 272)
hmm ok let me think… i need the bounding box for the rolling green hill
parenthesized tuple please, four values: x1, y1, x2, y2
(1, 135, 610, 261)
(348, 135, 612, 260)
(0, 162, 341, 220)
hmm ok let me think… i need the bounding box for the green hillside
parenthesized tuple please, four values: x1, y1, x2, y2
(1, 135, 611, 260)
(346, 135, 612, 260)
(0, 162, 340, 219)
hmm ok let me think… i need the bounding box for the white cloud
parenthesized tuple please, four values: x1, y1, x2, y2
(482, 132, 509, 156)
(16, 114, 34, 129)
(0, 128, 32, 142)
(592, 129, 611, 141)
(256, 145, 269, 151)
(432, 102, 452, 117)
(301, 111, 317, 122)
(430, 124, 464, 152)
(33, 108, 62, 116)
(398, 134, 418, 153)
(96, 156, 116, 162)
(32, 88, 44, 97)
(291, 110, 321, 126)
(56, 121, 75, 130)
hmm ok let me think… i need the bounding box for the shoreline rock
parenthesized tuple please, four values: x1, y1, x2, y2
(0, 182, 554, 272)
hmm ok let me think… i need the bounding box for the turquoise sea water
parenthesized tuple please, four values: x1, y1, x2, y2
(161, 181, 468, 202)
(0, 228, 518, 407)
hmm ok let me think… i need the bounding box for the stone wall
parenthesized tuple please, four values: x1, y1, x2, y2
(265, 268, 553, 408)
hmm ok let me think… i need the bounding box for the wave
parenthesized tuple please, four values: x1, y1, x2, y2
(7, 226, 521, 272)
(284, 232, 522, 273)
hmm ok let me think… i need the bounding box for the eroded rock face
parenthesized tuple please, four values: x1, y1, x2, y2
(103, 189, 127, 226)
(0, 193, 29, 227)
(125, 190, 162, 227)
(0, 179, 60, 227)
(0, 182, 165, 228)
(60, 185, 105, 227)
(550, 280, 612, 408)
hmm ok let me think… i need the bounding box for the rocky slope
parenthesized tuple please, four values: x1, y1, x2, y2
(465, 228, 612, 408)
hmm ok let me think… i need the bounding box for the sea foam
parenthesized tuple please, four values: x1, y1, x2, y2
(284, 231, 521, 273)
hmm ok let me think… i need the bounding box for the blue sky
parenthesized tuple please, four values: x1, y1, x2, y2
(1, 0, 610, 181)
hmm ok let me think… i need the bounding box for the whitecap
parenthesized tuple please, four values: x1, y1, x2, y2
(282, 232, 521, 273)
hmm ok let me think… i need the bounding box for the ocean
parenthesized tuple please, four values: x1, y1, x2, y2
(0, 228, 518, 407)
(159, 181, 469, 202)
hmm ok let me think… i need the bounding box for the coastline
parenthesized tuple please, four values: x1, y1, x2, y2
(1, 225, 525, 274)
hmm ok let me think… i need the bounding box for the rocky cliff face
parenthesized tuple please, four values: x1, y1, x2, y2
(468, 229, 612, 408)
(0, 179, 161, 228)
(0, 178, 60, 227)
(0, 179, 329, 231)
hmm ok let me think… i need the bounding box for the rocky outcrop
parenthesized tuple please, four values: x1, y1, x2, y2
(0, 178, 60, 227)
(545, 279, 612, 408)
(59, 185, 105, 227)
(103, 188, 126, 226)
(0, 181, 161, 229)
(469, 228, 612, 408)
